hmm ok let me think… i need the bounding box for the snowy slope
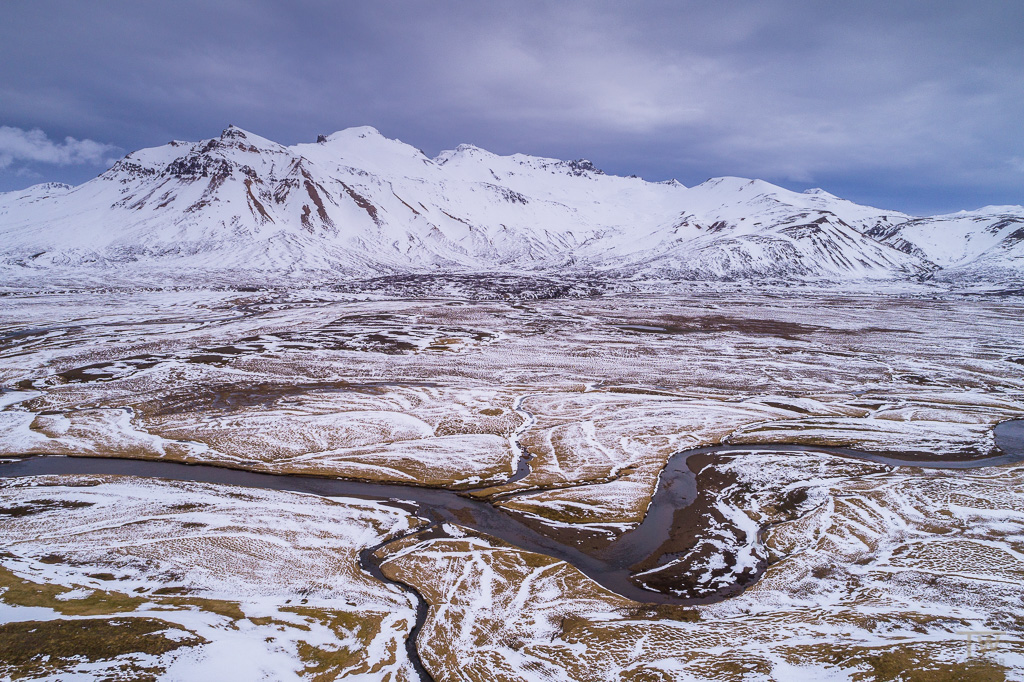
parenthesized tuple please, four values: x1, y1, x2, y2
(598, 178, 923, 279)
(0, 124, 987, 283)
(864, 207, 1024, 280)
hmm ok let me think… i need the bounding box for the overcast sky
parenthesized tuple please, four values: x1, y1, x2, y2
(1, 1, 1021, 214)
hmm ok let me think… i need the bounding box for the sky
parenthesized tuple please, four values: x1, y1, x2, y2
(1, 1, 1021, 215)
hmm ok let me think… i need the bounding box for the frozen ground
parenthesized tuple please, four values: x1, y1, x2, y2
(1, 282, 1023, 680)
(383, 452, 1024, 681)
(0, 475, 421, 681)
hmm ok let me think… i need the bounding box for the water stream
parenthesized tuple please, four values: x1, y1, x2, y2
(1, 418, 1021, 681)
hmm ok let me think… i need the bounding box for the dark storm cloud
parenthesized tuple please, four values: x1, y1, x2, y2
(1, 0, 1021, 213)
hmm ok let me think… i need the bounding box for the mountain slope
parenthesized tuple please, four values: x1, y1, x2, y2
(864, 207, 1024, 281)
(0, 125, 989, 283)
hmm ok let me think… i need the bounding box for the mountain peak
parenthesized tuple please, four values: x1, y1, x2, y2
(315, 126, 424, 151)
(304, 126, 428, 167)
(695, 176, 795, 197)
(220, 124, 250, 140)
(209, 125, 284, 154)
(431, 144, 494, 167)
(321, 126, 386, 143)
(348, 125, 383, 137)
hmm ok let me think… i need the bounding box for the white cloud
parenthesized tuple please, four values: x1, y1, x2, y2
(0, 126, 119, 169)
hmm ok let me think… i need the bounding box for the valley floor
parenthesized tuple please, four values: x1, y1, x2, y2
(1, 281, 1022, 681)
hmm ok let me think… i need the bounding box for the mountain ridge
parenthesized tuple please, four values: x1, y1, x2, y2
(1, 125, 1021, 284)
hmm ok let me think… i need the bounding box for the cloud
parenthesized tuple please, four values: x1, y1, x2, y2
(0, 1, 1021, 210)
(0, 126, 119, 169)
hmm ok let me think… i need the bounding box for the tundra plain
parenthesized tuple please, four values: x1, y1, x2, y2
(1, 281, 1023, 681)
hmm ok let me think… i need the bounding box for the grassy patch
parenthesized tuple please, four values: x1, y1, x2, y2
(284, 606, 399, 680)
(620, 604, 700, 622)
(0, 499, 94, 517)
(153, 596, 247, 622)
(804, 643, 1010, 682)
(860, 650, 1006, 682)
(0, 617, 201, 680)
(0, 565, 145, 616)
(0, 564, 245, 622)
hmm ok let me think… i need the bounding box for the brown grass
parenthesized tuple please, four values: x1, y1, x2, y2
(0, 617, 202, 680)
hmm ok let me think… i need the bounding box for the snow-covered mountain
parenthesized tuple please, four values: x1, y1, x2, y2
(864, 208, 1024, 282)
(0, 125, 1019, 284)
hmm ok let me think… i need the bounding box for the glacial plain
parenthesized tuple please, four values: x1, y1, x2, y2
(2, 280, 1023, 680)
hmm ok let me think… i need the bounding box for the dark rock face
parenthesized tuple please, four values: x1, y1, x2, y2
(165, 154, 256, 181)
(565, 159, 605, 176)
